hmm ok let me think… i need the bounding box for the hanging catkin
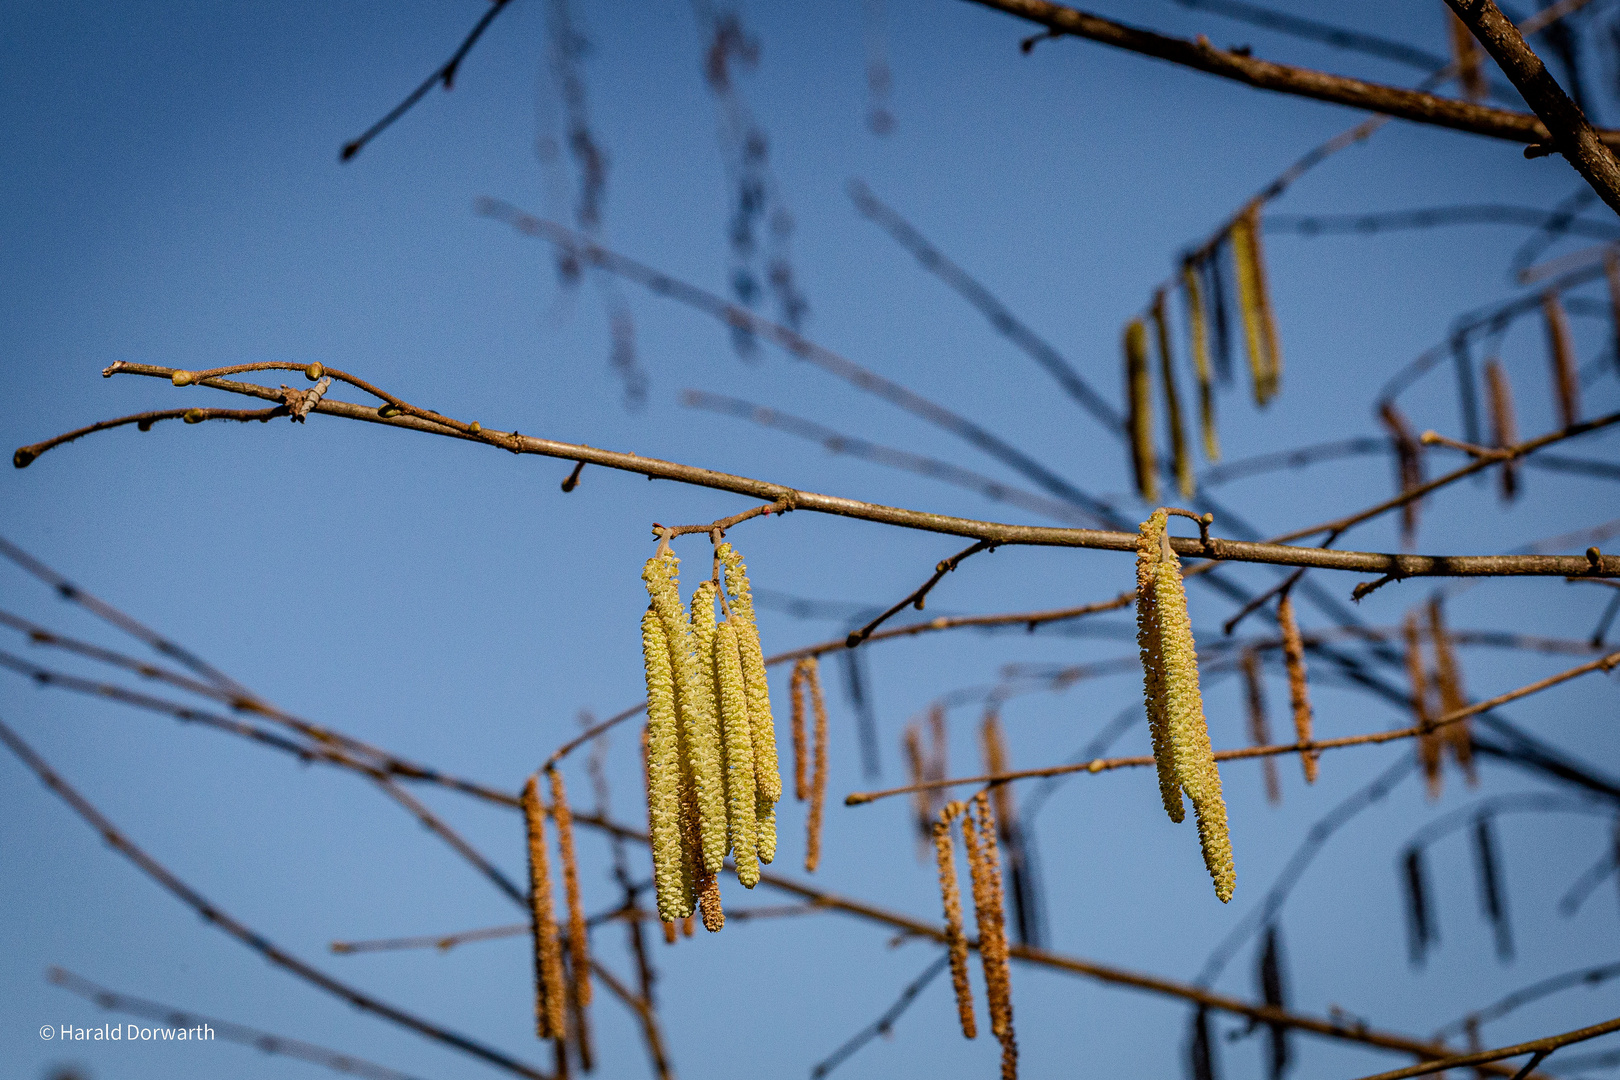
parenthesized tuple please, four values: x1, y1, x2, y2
(1125, 318, 1159, 503)
(1153, 289, 1196, 498)
(1378, 401, 1425, 547)
(964, 794, 1015, 1036)
(904, 721, 931, 859)
(933, 801, 976, 1040)
(791, 658, 810, 802)
(1446, 10, 1488, 103)
(1404, 610, 1443, 799)
(1427, 598, 1477, 785)
(981, 710, 1016, 836)
(1248, 204, 1283, 401)
(1485, 358, 1519, 503)
(641, 607, 694, 921)
(717, 542, 782, 804)
(1276, 592, 1316, 784)
(1542, 290, 1581, 429)
(1257, 925, 1290, 1080)
(1182, 259, 1220, 461)
(1232, 205, 1280, 406)
(547, 767, 591, 1008)
(1402, 846, 1436, 966)
(644, 553, 727, 874)
(714, 620, 760, 887)
(1606, 252, 1620, 367)
(755, 794, 777, 865)
(697, 864, 724, 932)
(1136, 510, 1186, 824)
(523, 775, 568, 1039)
(805, 656, 829, 873)
(1137, 510, 1235, 903)
(1241, 647, 1281, 805)
(1474, 816, 1514, 960)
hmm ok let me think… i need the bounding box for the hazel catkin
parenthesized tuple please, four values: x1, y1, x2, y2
(1182, 259, 1220, 462)
(805, 656, 829, 873)
(717, 542, 782, 805)
(1136, 511, 1185, 824)
(523, 775, 567, 1039)
(547, 766, 591, 1007)
(1404, 610, 1443, 799)
(1125, 319, 1159, 503)
(641, 607, 694, 921)
(933, 802, 976, 1040)
(1485, 358, 1519, 503)
(1152, 288, 1195, 498)
(1543, 290, 1581, 429)
(715, 620, 760, 887)
(1276, 592, 1316, 784)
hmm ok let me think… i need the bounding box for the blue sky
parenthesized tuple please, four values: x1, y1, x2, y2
(3, 2, 1620, 1079)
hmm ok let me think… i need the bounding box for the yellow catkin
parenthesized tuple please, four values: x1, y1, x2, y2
(547, 767, 591, 1007)
(1182, 259, 1219, 462)
(1427, 598, 1478, 786)
(933, 802, 976, 1040)
(1447, 11, 1487, 103)
(1231, 210, 1270, 406)
(756, 793, 777, 865)
(806, 657, 829, 873)
(697, 866, 724, 932)
(644, 554, 726, 874)
(640, 608, 694, 921)
(684, 579, 729, 873)
(1404, 611, 1443, 799)
(1485, 358, 1519, 503)
(965, 793, 1014, 1044)
(1276, 593, 1317, 784)
(1125, 318, 1159, 503)
(714, 621, 760, 887)
(790, 659, 810, 801)
(1146, 514, 1235, 903)
(1136, 511, 1186, 823)
(1247, 204, 1283, 402)
(1153, 289, 1196, 498)
(1240, 647, 1281, 805)
(1543, 290, 1582, 429)
(523, 776, 568, 1039)
(717, 543, 782, 805)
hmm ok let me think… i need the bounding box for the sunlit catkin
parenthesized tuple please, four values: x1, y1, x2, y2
(641, 607, 693, 921)
(714, 621, 760, 887)
(1485, 358, 1519, 503)
(805, 657, 829, 873)
(933, 802, 976, 1040)
(1125, 319, 1159, 503)
(1136, 511, 1185, 823)
(1276, 592, 1316, 784)
(1404, 611, 1443, 799)
(1231, 207, 1278, 406)
(1241, 648, 1281, 805)
(1543, 290, 1581, 429)
(547, 767, 591, 1007)
(791, 658, 810, 802)
(523, 776, 567, 1039)
(755, 793, 777, 865)
(717, 542, 782, 804)
(1182, 259, 1220, 461)
(1427, 598, 1477, 786)
(966, 793, 1015, 1069)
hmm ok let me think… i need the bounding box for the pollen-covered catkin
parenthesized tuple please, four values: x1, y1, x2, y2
(1543, 290, 1581, 429)
(641, 608, 694, 921)
(791, 659, 810, 802)
(697, 865, 725, 932)
(1136, 511, 1185, 823)
(755, 792, 777, 865)
(1241, 648, 1281, 805)
(523, 776, 568, 1039)
(714, 621, 760, 887)
(1125, 319, 1159, 503)
(1427, 598, 1477, 785)
(1231, 209, 1271, 406)
(1276, 592, 1316, 784)
(933, 802, 976, 1040)
(1247, 204, 1283, 401)
(1153, 289, 1195, 498)
(966, 793, 1014, 1045)
(684, 580, 729, 872)
(547, 767, 591, 1007)
(1404, 610, 1443, 799)
(717, 543, 782, 805)
(805, 657, 829, 873)
(1182, 259, 1220, 462)
(1485, 359, 1519, 503)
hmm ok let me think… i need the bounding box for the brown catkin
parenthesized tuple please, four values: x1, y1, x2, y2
(981, 709, 1015, 835)
(547, 768, 591, 1007)
(563, 946, 594, 1074)
(1543, 290, 1581, 429)
(1485, 358, 1520, 503)
(1136, 511, 1186, 823)
(1241, 648, 1281, 805)
(1182, 259, 1220, 461)
(523, 776, 567, 1039)
(790, 659, 810, 801)
(806, 657, 829, 873)
(1427, 598, 1478, 786)
(966, 793, 1014, 1044)
(682, 914, 695, 937)
(1276, 592, 1316, 784)
(697, 866, 724, 932)
(1125, 318, 1159, 503)
(933, 801, 976, 1040)
(1378, 401, 1425, 547)
(1447, 10, 1488, 103)
(661, 920, 676, 945)
(904, 722, 931, 861)
(1403, 611, 1443, 799)
(1606, 252, 1620, 367)
(1153, 289, 1195, 498)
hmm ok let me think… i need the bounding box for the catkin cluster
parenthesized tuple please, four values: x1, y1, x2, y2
(1136, 510, 1235, 903)
(640, 542, 783, 931)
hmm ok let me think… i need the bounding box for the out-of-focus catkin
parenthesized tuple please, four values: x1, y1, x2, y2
(805, 657, 829, 873)
(1182, 259, 1220, 461)
(1241, 648, 1281, 805)
(1446, 10, 1488, 103)
(1232, 206, 1280, 406)
(1606, 253, 1620, 368)
(1153, 289, 1195, 498)
(714, 621, 760, 887)
(1485, 358, 1519, 503)
(1404, 610, 1443, 799)
(1378, 402, 1425, 547)
(963, 793, 1014, 1042)
(1136, 511, 1185, 824)
(791, 659, 810, 802)
(1276, 592, 1316, 784)
(547, 767, 591, 1007)
(717, 542, 782, 805)
(1543, 290, 1581, 429)
(981, 710, 1015, 835)
(933, 801, 976, 1040)
(1427, 598, 1477, 786)
(641, 607, 693, 921)
(523, 776, 568, 1039)
(1125, 319, 1159, 503)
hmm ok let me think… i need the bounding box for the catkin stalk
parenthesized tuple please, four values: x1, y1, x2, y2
(1404, 611, 1443, 799)
(1543, 290, 1581, 430)
(933, 802, 976, 1040)
(1240, 648, 1281, 805)
(1182, 259, 1220, 461)
(1136, 511, 1186, 823)
(791, 659, 810, 802)
(1276, 592, 1316, 784)
(806, 657, 829, 873)
(1153, 289, 1196, 498)
(523, 776, 568, 1039)
(717, 542, 782, 804)
(641, 608, 694, 921)
(1485, 358, 1519, 503)
(1125, 319, 1159, 503)
(715, 621, 760, 887)
(547, 767, 591, 1007)
(1427, 598, 1477, 785)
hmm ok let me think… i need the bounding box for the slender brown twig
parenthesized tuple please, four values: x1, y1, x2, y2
(847, 540, 995, 647)
(1346, 1013, 1620, 1080)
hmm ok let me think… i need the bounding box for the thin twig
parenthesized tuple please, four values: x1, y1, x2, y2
(847, 540, 995, 647)
(1347, 1014, 1620, 1080)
